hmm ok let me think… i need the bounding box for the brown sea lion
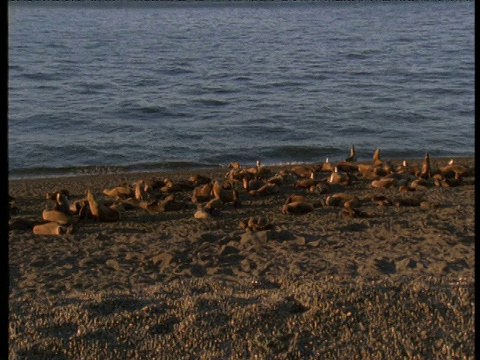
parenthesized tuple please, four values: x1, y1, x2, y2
(371, 177, 396, 189)
(419, 153, 431, 179)
(328, 167, 349, 185)
(42, 209, 77, 225)
(194, 205, 211, 219)
(212, 180, 240, 204)
(291, 165, 314, 179)
(239, 216, 274, 232)
(372, 148, 383, 167)
(320, 158, 334, 172)
(102, 185, 134, 198)
(410, 178, 432, 190)
(86, 189, 120, 222)
(45, 191, 71, 214)
(325, 193, 360, 207)
(227, 161, 241, 169)
(281, 201, 314, 215)
(242, 176, 266, 192)
(439, 159, 470, 179)
(284, 195, 310, 205)
(248, 183, 279, 197)
(295, 171, 320, 188)
(33, 222, 75, 235)
(344, 144, 357, 163)
(191, 183, 213, 203)
(161, 178, 193, 193)
(188, 174, 211, 186)
(145, 194, 187, 213)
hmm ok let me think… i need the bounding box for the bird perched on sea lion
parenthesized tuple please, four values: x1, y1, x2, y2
(295, 171, 321, 189)
(438, 159, 470, 179)
(328, 167, 349, 185)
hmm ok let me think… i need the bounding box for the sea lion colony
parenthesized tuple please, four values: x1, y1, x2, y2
(8, 148, 475, 235)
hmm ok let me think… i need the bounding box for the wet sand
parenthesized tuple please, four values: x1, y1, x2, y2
(8, 157, 475, 359)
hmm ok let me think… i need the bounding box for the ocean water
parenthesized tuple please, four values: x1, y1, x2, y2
(8, 1, 475, 179)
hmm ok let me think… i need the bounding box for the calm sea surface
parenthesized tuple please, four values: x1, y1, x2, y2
(8, 1, 475, 179)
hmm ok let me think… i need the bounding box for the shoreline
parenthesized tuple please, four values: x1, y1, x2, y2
(9, 156, 475, 358)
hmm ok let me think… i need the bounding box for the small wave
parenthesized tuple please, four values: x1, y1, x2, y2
(21, 73, 62, 81)
(8, 161, 220, 180)
(345, 53, 369, 60)
(193, 99, 230, 107)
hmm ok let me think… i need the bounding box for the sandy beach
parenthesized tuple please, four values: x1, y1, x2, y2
(8, 156, 475, 359)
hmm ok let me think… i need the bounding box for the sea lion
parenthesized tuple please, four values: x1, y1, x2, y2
(205, 197, 223, 210)
(285, 194, 323, 208)
(372, 148, 383, 167)
(339, 201, 366, 218)
(102, 185, 134, 198)
(191, 183, 213, 203)
(227, 161, 241, 169)
(321, 158, 334, 172)
(328, 167, 349, 185)
(410, 178, 432, 190)
(33, 222, 75, 235)
(281, 201, 314, 215)
(344, 145, 357, 163)
(370, 195, 392, 206)
(357, 163, 372, 173)
(133, 180, 149, 201)
(145, 194, 187, 213)
(161, 178, 193, 193)
(371, 177, 396, 189)
(239, 216, 274, 232)
(284, 194, 310, 205)
(213, 180, 240, 204)
(69, 198, 90, 219)
(291, 165, 314, 179)
(420, 153, 431, 179)
(439, 159, 470, 179)
(325, 193, 361, 207)
(45, 191, 71, 214)
(194, 205, 211, 219)
(242, 176, 266, 192)
(295, 171, 320, 188)
(188, 174, 211, 186)
(248, 183, 279, 197)
(335, 161, 358, 173)
(42, 209, 77, 225)
(86, 189, 120, 222)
